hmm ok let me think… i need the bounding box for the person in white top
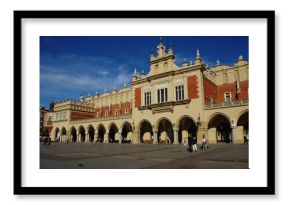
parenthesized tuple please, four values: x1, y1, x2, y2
(202, 135, 207, 151)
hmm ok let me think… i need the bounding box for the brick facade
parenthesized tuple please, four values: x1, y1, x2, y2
(95, 101, 132, 118)
(134, 87, 141, 107)
(203, 78, 248, 103)
(203, 77, 217, 104)
(70, 111, 95, 121)
(187, 75, 199, 99)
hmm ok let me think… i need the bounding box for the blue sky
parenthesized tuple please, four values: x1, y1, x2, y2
(40, 36, 248, 107)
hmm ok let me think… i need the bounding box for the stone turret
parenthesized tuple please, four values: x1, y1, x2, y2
(157, 37, 166, 57)
(131, 68, 138, 81)
(140, 69, 146, 79)
(194, 49, 202, 65)
(235, 55, 248, 66)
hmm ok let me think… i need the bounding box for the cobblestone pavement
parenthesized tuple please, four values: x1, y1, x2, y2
(40, 142, 248, 169)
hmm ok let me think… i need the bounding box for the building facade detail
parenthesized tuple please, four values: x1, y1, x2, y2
(43, 39, 249, 145)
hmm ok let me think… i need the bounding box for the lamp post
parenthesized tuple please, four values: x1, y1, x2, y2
(196, 113, 201, 129)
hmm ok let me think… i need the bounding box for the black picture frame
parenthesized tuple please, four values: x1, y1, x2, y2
(14, 10, 275, 195)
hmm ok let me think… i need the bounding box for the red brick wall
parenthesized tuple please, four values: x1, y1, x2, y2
(203, 78, 217, 103)
(134, 87, 141, 107)
(202, 78, 249, 103)
(216, 84, 236, 102)
(187, 75, 199, 99)
(216, 81, 248, 102)
(70, 111, 95, 121)
(94, 101, 132, 118)
(239, 81, 249, 100)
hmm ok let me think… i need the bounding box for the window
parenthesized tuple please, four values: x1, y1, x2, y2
(157, 88, 168, 103)
(144, 92, 151, 106)
(96, 112, 99, 118)
(114, 109, 118, 116)
(125, 108, 129, 115)
(105, 110, 109, 117)
(175, 85, 184, 101)
(224, 92, 231, 103)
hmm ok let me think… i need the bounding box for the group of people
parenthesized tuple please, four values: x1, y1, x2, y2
(40, 136, 51, 149)
(186, 134, 208, 152)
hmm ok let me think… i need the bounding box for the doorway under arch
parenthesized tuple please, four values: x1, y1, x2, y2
(139, 120, 153, 143)
(237, 111, 249, 143)
(208, 113, 232, 143)
(108, 123, 118, 143)
(79, 126, 86, 142)
(70, 126, 77, 142)
(87, 125, 95, 143)
(97, 124, 105, 143)
(157, 118, 173, 144)
(121, 122, 133, 143)
(178, 116, 197, 144)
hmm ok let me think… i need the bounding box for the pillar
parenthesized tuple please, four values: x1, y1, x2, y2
(85, 132, 89, 143)
(119, 130, 122, 144)
(236, 126, 244, 144)
(173, 128, 179, 144)
(94, 131, 98, 143)
(131, 130, 140, 144)
(104, 131, 109, 143)
(153, 129, 158, 144)
(77, 132, 80, 142)
(207, 128, 217, 144)
(231, 126, 236, 143)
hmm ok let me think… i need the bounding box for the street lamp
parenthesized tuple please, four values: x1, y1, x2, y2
(196, 113, 201, 128)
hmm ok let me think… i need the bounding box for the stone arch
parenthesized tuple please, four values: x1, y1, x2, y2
(78, 125, 86, 142)
(53, 127, 60, 141)
(208, 113, 232, 143)
(176, 115, 197, 144)
(237, 110, 249, 143)
(60, 127, 67, 142)
(138, 119, 153, 144)
(108, 122, 119, 143)
(87, 124, 95, 143)
(96, 123, 106, 143)
(120, 121, 133, 143)
(156, 117, 174, 144)
(70, 126, 77, 142)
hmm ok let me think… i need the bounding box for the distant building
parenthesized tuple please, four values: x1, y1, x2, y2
(45, 39, 248, 144)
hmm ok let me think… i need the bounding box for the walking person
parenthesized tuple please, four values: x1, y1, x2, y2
(192, 136, 198, 152)
(188, 133, 193, 152)
(42, 136, 47, 149)
(202, 135, 207, 151)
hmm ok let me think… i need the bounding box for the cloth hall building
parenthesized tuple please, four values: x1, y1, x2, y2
(43, 39, 249, 145)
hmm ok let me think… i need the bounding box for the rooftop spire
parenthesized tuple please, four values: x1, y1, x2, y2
(216, 59, 221, 66)
(195, 49, 201, 60)
(157, 37, 165, 57)
(238, 55, 244, 61)
(194, 49, 202, 65)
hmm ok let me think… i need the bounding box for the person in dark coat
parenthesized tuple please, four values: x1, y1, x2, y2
(188, 133, 193, 152)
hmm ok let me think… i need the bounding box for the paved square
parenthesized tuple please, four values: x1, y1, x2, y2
(40, 142, 248, 169)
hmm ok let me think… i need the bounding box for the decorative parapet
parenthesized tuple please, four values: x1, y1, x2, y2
(204, 100, 248, 109)
(54, 99, 95, 112)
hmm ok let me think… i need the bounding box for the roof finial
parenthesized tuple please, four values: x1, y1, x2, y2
(216, 59, 221, 66)
(196, 49, 201, 60)
(238, 55, 244, 61)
